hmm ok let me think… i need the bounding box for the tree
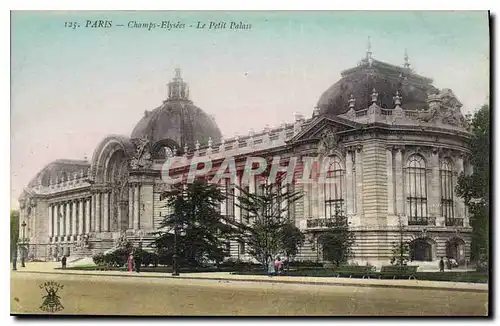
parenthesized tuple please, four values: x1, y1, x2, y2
(11, 210, 19, 261)
(318, 204, 354, 266)
(390, 215, 410, 266)
(280, 222, 305, 270)
(456, 104, 490, 263)
(152, 180, 237, 267)
(232, 177, 303, 270)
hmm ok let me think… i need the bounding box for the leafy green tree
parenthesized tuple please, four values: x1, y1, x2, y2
(318, 204, 354, 266)
(280, 222, 305, 270)
(232, 178, 303, 270)
(10, 210, 19, 261)
(390, 215, 410, 266)
(152, 180, 236, 267)
(456, 104, 490, 263)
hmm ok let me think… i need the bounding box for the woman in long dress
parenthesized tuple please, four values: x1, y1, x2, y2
(127, 253, 134, 272)
(267, 255, 275, 276)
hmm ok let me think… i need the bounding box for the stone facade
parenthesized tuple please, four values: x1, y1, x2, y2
(18, 55, 473, 268)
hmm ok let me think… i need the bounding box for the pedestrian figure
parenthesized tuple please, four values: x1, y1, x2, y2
(127, 252, 134, 272)
(275, 257, 282, 276)
(61, 255, 67, 269)
(439, 257, 445, 272)
(446, 257, 452, 270)
(134, 251, 142, 273)
(267, 255, 275, 277)
(12, 253, 17, 271)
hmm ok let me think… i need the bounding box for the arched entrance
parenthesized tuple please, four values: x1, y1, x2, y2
(446, 238, 465, 263)
(409, 238, 433, 262)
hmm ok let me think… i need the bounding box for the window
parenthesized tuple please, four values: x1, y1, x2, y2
(406, 155, 428, 224)
(324, 156, 344, 219)
(440, 159, 454, 222)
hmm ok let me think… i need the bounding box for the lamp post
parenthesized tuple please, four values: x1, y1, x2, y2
(172, 224, 179, 276)
(21, 221, 27, 267)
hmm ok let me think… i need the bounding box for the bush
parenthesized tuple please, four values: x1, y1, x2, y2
(332, 265, 376, 273)
(380, 265, 418, 274)
(92, 253, 105, 266)
(288, 260, 323, 268)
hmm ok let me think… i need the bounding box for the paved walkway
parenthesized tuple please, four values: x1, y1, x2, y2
(12, 262, 488, 293)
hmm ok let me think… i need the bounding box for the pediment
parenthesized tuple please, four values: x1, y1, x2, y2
(288, 115, 359, 143)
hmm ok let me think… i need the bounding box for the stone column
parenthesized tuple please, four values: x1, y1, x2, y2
(134, 185, 140, 229)
(311, 159, 319, 218)
(72, 200, 77, 238)
(58, 204, 63, 237)
(48, 205, 53, 238)
(85, 198, 91, 234)
(456, 154, 466, 223)
(234, 173, 241, 222)
(430, 148, 441, 223)
(103, 192, 109, 232)
(96, 192, 102, 232)
(394, 147, 404, 216)
(128, 187, 134, 229)
(140, 183, 154, 230)
(386, 147, 394, 216)
(65, 202, 71, 238)
(355, 146, 364, 216)
(91, 194, 96, 232)
(78, 199, 84, 235)
(220, 181, 227, 216)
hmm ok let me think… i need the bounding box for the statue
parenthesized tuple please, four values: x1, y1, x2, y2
(130, 138, 153, 169)
(82, 234, 89, 248)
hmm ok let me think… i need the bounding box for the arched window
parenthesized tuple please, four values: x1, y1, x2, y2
(324, 156, 345, 219)
(440, 159, 454, 223)
(406, 154, 427, 224)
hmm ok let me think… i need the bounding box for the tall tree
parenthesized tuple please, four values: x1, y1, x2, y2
(318, 204, 355, 266)
(456, 104, 490, 263)
(232, 177, 303, 269)
(280, 222, 305, 270)
(152, 180, 236, 267)
(10, 210, 19, 261)
(390, 215, 410, 266)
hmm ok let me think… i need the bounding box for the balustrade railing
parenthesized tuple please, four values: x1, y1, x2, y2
(445, 218, 464, 227)
(407, 216, 436, 226)
(306, 218, 334, 228)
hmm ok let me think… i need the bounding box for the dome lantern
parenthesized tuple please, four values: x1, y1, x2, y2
(167, 67, 190, 101)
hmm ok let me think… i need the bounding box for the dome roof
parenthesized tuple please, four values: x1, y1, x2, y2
(317, 57, 440, 116)
(130, 69, 222, 148)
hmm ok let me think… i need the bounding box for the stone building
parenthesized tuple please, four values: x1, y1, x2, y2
(18, 48, 473, 268)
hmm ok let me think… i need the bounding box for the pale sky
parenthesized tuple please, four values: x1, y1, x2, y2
(10, 11, 489, 208)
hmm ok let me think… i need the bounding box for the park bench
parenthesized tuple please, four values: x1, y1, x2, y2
(329, 266, 377, 279)
(379, 265, 418, 280)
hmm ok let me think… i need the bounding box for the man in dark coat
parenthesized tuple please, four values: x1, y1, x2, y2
(134, 251, 142, 273)
(439, 257, 445, 272)
(61, 255, 67, 269)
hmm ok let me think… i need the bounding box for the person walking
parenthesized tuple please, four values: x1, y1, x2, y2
(127, 252, 134, 272)
(275, 257, 282, 276)
(134, 250, 142, 273)
(267, 255, 275, 277)
(61, 255, 67, 269)
(12, 250, 17, 271)
(439, 257, 445, 272)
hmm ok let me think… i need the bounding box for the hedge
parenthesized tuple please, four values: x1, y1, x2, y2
(231, 269, 488, 283)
